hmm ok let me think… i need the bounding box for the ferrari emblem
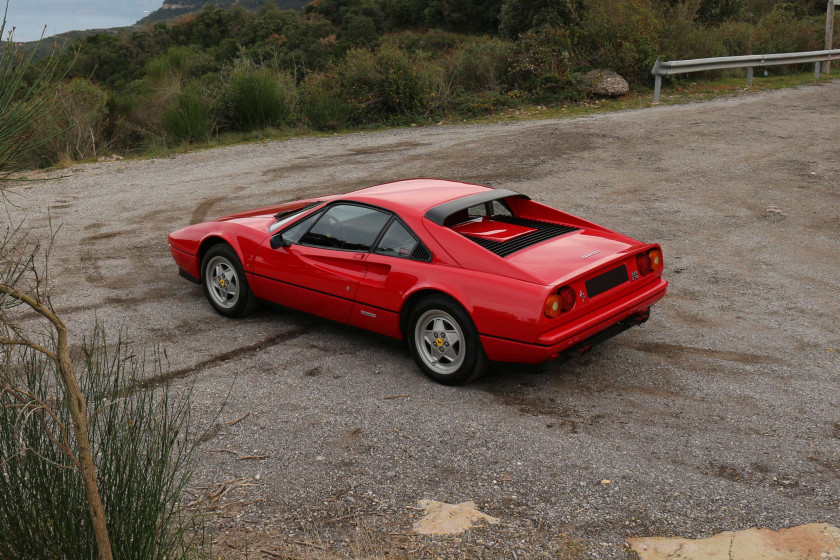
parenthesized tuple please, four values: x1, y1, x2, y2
(436, 337, 444, 347)
(579, 290, 586, 302)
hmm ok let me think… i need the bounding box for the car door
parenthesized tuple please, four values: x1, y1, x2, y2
(351, 218, 430, 337)
(252, 203, 391, 323)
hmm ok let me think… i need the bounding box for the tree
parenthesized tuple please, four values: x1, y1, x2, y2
(498, 0, 584, 38)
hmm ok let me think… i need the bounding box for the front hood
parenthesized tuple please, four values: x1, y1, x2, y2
(506, 229, 643, 285)
(214, 199, 321, 233)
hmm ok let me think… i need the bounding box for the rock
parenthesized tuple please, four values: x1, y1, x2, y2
(97, 154, 123, 163)
(628, 523, 840, 560)
(584, 69, 630, 97)
(411, 500, 500, 535)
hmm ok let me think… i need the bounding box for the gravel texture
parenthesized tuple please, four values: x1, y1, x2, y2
(4, 81, 840, 558)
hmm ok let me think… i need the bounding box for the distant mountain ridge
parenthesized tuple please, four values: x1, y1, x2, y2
(17, 0, 310, 60)
(138, 0, 310, 24)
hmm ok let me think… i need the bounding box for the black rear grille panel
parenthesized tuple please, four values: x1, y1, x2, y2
(460, 216, 579, 258)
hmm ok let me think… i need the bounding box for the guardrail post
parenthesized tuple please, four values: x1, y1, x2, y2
(747, 67, 753, 86)
(653, 75, 662, 103)
(815, 61, 821, 78)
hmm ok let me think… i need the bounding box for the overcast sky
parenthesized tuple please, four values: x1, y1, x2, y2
(3, 0, 159, 42)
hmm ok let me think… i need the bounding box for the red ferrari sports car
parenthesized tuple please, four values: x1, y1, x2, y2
(169, 179, 667, 384)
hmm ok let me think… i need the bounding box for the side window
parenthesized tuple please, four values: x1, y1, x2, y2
(465, 199, 513, 219)
(300, 204, 390, 251)
(467, 203, 488, 218)
(375, 220, 419, 259)
(281, 210, 322, 245)
(490, 200, 513, 217)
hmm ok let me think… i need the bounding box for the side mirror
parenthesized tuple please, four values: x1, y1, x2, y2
(270, 234, 291, 250)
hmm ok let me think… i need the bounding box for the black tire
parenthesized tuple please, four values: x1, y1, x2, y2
(201, 244, 257, 318)
(407, 295, 488, 385)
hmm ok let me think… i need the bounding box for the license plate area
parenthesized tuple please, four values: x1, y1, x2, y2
(585, 265, 629, 298)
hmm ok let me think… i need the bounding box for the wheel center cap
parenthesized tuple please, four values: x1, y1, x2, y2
(436, 338, 444, 347)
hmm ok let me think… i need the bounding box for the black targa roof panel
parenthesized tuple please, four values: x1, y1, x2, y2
(424, 188, 530, 225)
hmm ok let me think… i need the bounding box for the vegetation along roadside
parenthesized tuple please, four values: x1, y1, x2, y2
(5, 0, 839, 169)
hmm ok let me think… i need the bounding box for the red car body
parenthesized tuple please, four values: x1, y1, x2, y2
(169, 179, 667, 384)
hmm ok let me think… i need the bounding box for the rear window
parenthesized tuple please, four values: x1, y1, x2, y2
(444, 199, 513, 226)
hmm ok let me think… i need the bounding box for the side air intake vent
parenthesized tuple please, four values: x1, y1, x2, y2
(461, 216, 579, 258)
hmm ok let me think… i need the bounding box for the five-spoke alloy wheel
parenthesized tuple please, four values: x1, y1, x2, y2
(408, 295, 487, 385)
(201, 244, 256, 318)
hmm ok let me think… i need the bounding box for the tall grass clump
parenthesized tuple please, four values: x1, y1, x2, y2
(16, 78, 108, 168)
(0, 326, 203, 560)
(221, 64, 295, 131)
(0, 4, 66, 177)
(446, 38, 515, 93)
(162, 81, 215, 143)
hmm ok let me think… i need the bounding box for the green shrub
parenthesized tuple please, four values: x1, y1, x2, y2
(221, 64, 295, 131)
(145, 46, 195, 82)
(445, 38, 515, 93)
(660, 0, 727, 61)
(302, 72, 351, 131)
(381, 29, 464, 55)
(715, 20, 755, 54)
(339, 45, 437, 122)
(578, 0, 665, 83)
(0, 326, 202, 560)
(507, 27, 577, 99)
(162, 81, 215, 143)
(751, 11, 821, 53)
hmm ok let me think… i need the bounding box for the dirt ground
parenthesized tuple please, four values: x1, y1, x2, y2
(4, 82, 839, 559)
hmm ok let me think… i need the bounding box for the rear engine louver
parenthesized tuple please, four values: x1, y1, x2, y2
(411, 244, 432, 262)
(461, 216, 579, 258)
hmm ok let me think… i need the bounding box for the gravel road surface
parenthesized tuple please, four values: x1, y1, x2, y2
(5, 82, 840, 558)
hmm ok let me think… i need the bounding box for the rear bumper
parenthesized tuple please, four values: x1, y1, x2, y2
(480, 277, 667, 363)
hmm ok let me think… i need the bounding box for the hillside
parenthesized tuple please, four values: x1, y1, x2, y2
(18, 0, 310, 59)
(138, 0, 310, 24)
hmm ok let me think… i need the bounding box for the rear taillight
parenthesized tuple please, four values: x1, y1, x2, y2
(545, 286, 576, 318)
(637, 253, 651, 275)
(560, 286, 576, 312)
(637, 248, 663, 276)
(648, 248, 663, 271)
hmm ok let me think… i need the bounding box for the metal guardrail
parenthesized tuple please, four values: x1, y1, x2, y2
(650, 49, 840, 102)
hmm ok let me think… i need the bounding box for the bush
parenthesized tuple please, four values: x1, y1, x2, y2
(715, 20, 755, 54)
(221, 64, 296, 131)
(660, 0, 727, 61)
(339, 45, 438, 122)
(751, 10, 822, 53)
(0, 327, 202, 560)
(301, 72, 351, 131)
(507, 27, 578, 99)
(16, 78, 108, 168)
(578, 0, 665, 83)
(381, 29, 464, 55)
(445, 38, 515, 93)
(161, 81, 215, 143)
